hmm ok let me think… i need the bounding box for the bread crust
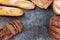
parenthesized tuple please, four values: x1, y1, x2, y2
(48, 29, 59, 40)
(0, 20, 23, 40)
(0, 6, 24, 16)
(31, 0, 52, 9)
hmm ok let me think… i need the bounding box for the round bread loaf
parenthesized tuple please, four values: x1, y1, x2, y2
(48, 16, 60, 40)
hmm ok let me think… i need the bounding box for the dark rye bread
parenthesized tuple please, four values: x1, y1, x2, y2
(49, 27, 60, 39)
(0, 20, 23, 40)
(0, 26, 13, 40)
(31, 0, 53, 9)
(48, 29, 58, 40)
(48, 16, 60, 40)
(49, 16, 60, 28)
(48, 29, 56, 39)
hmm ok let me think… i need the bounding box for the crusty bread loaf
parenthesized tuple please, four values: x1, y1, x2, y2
(48, 16, 60, 40)
(0, 6, 24, 16)
(31, 0, 52, 9)
(0, 0, 35, 9)
(0, 20, 23, 40)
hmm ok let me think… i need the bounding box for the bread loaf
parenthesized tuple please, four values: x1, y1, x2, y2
(0, 0, 35, 9)
(0, 6, 24, 16)
(0, 20, 23, 40)
(48, 16, 60, 40)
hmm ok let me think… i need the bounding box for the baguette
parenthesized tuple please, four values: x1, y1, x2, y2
(15, 1, 35, 9)
(0, 0, 35, 9)
(0, 6, 24, 16)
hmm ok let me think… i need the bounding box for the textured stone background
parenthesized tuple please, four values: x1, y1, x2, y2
(0, 5, 55, 40)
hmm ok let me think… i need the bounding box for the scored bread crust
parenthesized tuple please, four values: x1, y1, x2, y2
(49, 28, 60, 39)
(48, 29, 58, 40)
(5, 23, 17, 35)
(13, 20, 23, 32)
(10, 22, 19, 33)
(0, 6, 24, 16)
(49, 26, 60, 34)
(31, 0, 52, 9)
(5, 20, 23, 35)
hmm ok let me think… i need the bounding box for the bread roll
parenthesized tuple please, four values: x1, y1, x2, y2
(0, 6, 24, 16)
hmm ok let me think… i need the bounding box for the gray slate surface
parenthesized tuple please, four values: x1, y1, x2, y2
(0, 6, 54, 40)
